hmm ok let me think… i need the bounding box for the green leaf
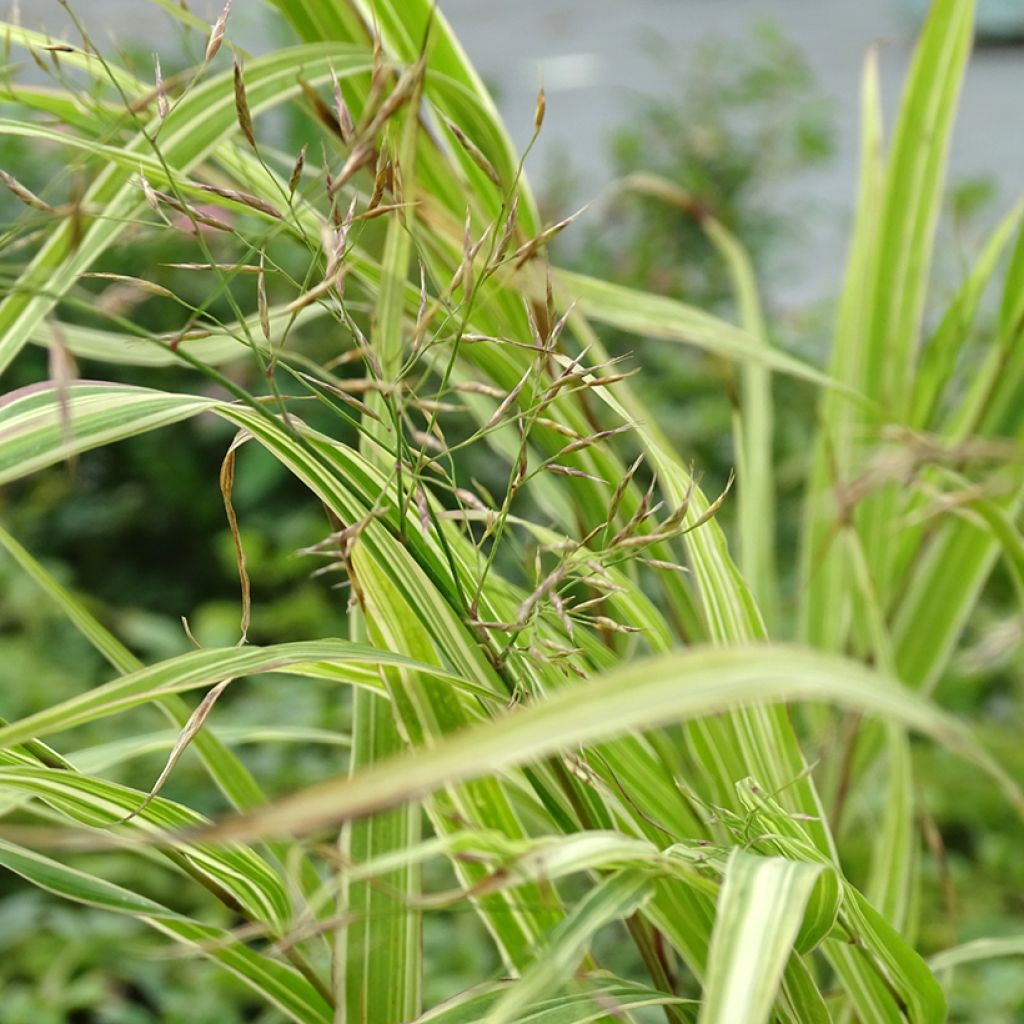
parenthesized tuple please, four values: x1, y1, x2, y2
(698, 850, 823, 1024)
(199, 645, 1017, 842)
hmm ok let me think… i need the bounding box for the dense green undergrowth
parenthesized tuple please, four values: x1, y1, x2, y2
(0, 1, 1022, 1022)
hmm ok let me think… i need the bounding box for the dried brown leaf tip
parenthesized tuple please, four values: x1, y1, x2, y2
(233, 58, 256, 148)
(204, 0, 233, 63)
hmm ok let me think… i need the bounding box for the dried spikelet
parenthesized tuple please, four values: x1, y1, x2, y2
(590, 616, 641, 635)
(641, 558, 690, 574)
(355, 201, 411, 223)
(328, 144, 377, 197)
(257, 251, 270, 343)
(482, 367, 531, 432)
(610, 481, 659, 546)
(517, 563, 569, 625)
(95, 283, 149, 318)
(48, 320, 78, 456)
(546, 464, 605, 484)
(511, 450, 530, 491)
(556, 423, 631, 458)
(330, 65, 355, 144)
(367, 154, 393, 210)
(454, 487, 489, 513)
(511, 203, 590, 269)
(470, 619, 521, 634)
(288, 145, 307, 197)
(194, 182, 282, 220)
(323, 378, 393, 394)
(323, 346, 374, 371)
(679, 472, 734, 534)
(534, 85, 546, 134)
(446, 120, 502, 187)
(154, 54, 169, 119)
(550, 591, 573, 634)
(67, 170, 85, 254)
(412, 261, 431, 354)
(583, 370, 639, 389)
(153, 189, 233, 232)
(454, 381, 504, 399)
(461, 333, 542, 353)
(564, 594, 606, 614)
(204, 0, 233, 63)
(460, 207, 475, 298)
(361, 34, 387, 129)
(233, 58, 256, 147)
(534, 416, 582, 439)
(0, 169, 54, 212)
(295, 372, 382, 421)
(163, 262, 260, 274)
(415, 487, 431, 538)
(411, 429, 444, 454)
(84, 272, 174, 299)
(547, 300, 577, 351)
(299, 78, 343, 138)
(496, 194, 520, 261)
(362, 56, 425, 139)
(138, 176, 177, 233)
(411, 398, 459, 414)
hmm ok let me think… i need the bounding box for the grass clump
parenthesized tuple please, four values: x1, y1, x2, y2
(0, 1, 1021, 1022)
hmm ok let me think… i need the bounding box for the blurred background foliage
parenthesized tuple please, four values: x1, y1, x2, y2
(0, 18, 1021, 1024)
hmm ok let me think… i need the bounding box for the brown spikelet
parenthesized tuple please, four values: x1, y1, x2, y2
(546, 464, 606, 483)
(233, 58, 256, 148)
(641, 558, 690, 574)
(0, 169, 54, 212)
(446, 121, 502, 188)
(482, 368, 531, 431)
(288, 144, 307, 197)
(195, 182, 282, 219)
(299, 78, 343, 138)
(139, 174, 161, 214)
(204, 0, 233, 63)
(367, 153, 392, 211)
(454, 381, 504, 399)
(149, 188, 233, 232)
(534, 85, 546, 134)
(84, 272, 174, 299)
(496, 194, 520, 261)
(556, 424, 631, 458)
(679, 471, 734, 534)
(328, 144, 377, 197)
(331, 65, 355, 144)
(511, 203, 591, 269)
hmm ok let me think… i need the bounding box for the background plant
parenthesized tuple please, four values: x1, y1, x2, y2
(0, 1, 1021, 1023)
